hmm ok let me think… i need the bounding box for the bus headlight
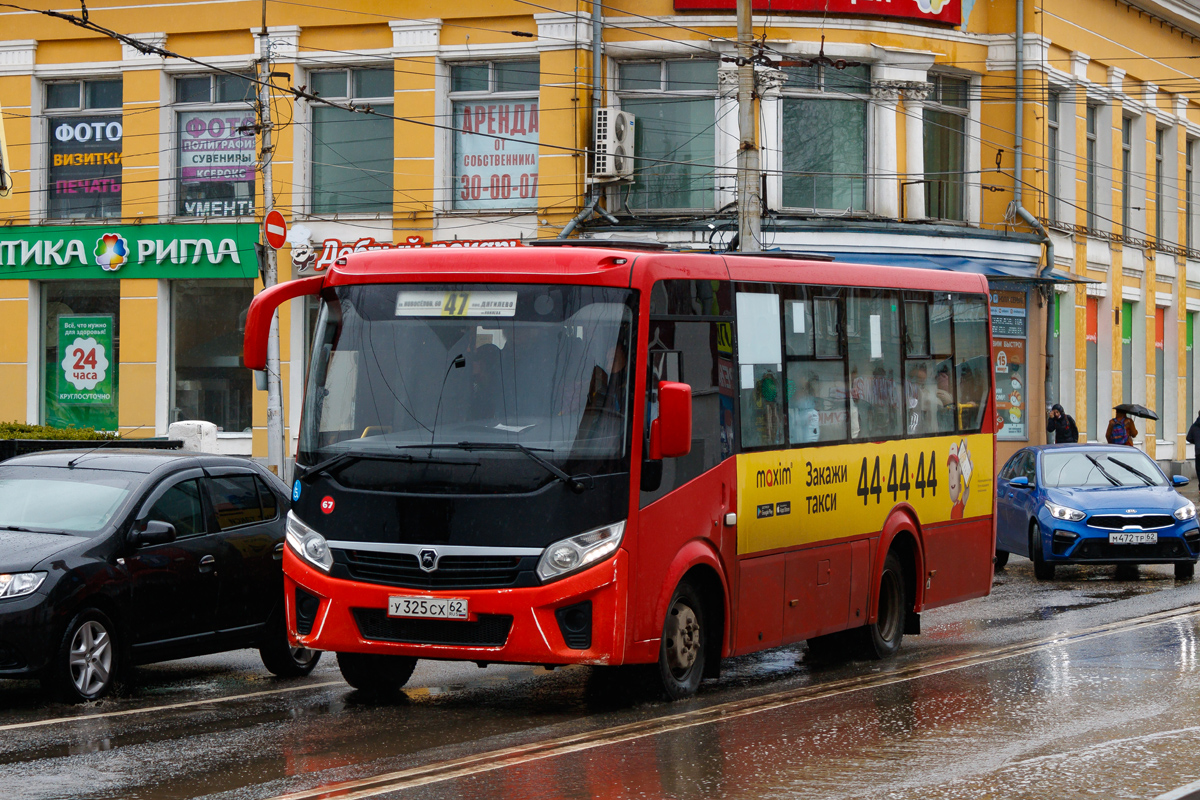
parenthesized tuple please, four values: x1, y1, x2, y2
(286, 511, 334, 573)
(537, 521, 625, 583)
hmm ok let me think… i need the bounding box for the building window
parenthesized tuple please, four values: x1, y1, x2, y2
(1121, 116, 1132, 233)
(449, 60, 540, 211)
(172, 279, 254, 433)
(780, 65, 869, 213)
(1156, 306, 1165, 430)
(923, 75, 969, 221)
(1047, 90, 1060, 224)
(42, 281, 121, 431)
(46, 79, 123, 219)
(1086, 106, 1098, 230)
(175, 74, 256, 218)
(1155, 127, 1166, 245)
(618, 60, 717, 212)
(310, 67, 394, 214)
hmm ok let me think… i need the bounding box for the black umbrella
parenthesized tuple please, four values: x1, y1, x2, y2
(1114, 403, 1159, 420)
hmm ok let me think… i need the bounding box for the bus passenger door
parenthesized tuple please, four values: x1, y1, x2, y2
(783, 543, 852, 641)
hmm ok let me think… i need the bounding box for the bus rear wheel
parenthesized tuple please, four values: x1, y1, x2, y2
(657, 581, 706, 700)
(857, 551, 906, 660)
(336, 652, 417, 698)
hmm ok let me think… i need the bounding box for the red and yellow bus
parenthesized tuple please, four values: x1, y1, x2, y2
(245, 243, 995, 699)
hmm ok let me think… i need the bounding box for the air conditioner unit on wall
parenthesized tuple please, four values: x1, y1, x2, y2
(593, 108, 635, 180)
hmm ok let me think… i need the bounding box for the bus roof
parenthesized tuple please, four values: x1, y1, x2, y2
(322, 245, 991, 295)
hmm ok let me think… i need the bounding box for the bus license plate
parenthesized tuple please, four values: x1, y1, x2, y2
(388, 596, 468, 619)
(1108, 532, 1157, 545)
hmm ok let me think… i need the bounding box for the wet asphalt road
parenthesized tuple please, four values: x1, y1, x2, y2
(9, 519, 1200, 798)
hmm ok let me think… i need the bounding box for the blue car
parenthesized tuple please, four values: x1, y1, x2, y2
(995, 444, 1200, 580)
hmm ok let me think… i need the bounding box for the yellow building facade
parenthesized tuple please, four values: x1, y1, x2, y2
(1, 0, 1199, 470)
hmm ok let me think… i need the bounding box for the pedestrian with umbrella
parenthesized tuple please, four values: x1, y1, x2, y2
(1106, 403, 1158, 446)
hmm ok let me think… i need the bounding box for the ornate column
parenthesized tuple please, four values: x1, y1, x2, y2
(757, 67, 787, 212)
(901, 81, 932, 220)
(871, 82, 903, 219)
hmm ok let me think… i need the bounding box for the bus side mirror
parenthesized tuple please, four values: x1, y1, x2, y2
(244, 275, 324, 370)
(649, 382, 692, 460)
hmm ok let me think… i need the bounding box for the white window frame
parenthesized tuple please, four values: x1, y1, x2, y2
(171, 72, 258, 221)
(777, 63, 872, 216)
(614, 58, 719, 214)
(446, 59, 541, 214)
(42, 77, 123, 222)
(306, 65, 395, 218)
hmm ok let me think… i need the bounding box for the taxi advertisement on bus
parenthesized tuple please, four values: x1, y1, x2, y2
(736, 433, 994, 555)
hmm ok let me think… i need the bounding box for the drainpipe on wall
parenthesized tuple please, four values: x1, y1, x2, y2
(559, 4, 607, 239)
(1013, 0, 1058, 419)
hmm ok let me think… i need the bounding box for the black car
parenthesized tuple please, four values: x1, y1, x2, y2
(0, 449, 319, 703)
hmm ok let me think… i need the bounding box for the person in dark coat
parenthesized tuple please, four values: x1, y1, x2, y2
(1187, 411, 1200, 479)
(1046, 403, 1080, 443)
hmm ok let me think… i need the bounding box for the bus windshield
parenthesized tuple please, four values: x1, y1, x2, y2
(299, 283, 635, 486)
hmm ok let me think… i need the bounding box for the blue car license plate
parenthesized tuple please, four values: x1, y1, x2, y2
(1108, 532, 1157, 545)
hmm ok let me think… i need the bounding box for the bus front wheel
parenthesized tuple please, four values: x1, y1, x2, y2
(337, 652, 417, 698)
(657, 580, 706, 700)
(858, 551, 906, 660)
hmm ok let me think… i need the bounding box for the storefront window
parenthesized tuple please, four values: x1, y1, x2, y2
(310, 67, 394, 214)
(1122, 300, 1134, 404)
(172, 279, 253, 432)
(618, 60, 716, 211)
(781, 65, 869, 212)
(450, 60, 540, 210)
(42, 281, 120, 431)
(924, 75, 968, 222)
(46, 79, 122, 219)
(991, 290, 1028, 441)
(175, 73, 256, 217)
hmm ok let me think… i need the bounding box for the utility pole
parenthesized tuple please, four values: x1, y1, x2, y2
(735, 0, 761, 253)
(258, 20, 285, 477)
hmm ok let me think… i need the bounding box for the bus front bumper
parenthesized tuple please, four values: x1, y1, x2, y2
(282, 547, 629, 666)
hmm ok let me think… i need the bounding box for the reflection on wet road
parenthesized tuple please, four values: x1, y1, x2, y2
(4, 560, 1200, 800)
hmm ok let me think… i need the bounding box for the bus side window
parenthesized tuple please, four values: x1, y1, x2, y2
(735, 289, 784, 449)
(784, 288, 848, 445)
(903, 294, 956, 436)
(952, 295, 990, 432)
(847, 290, 903, 440)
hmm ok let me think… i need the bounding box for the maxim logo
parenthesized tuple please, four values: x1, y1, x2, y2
(419, 549, 439, 572)
(755, 462, 792, 489)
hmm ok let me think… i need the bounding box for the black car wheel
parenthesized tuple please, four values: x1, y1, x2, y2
(260, 609, 322, 678)
(656, 580, 706, 700)
(1030, 522, 1055, 581)
(43, 609, 120, 703)
(995, 549, 1010, 570)
(1176, 562, 1196, 580)
(858, 551, 906, 659)
(337, 652, 417, 697)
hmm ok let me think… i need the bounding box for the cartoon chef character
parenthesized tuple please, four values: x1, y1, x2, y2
(947, 440, 972, 520)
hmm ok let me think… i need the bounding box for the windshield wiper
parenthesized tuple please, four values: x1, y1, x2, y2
(299, 450, 477, 484)
(1108, 457, 1156, 486)
(399, 442, 592, 493)
(0, 525, 70, 535)
(1085, 454, 1122, 487)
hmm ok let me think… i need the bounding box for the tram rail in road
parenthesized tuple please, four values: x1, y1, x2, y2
(255, 602, 1200, 800)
